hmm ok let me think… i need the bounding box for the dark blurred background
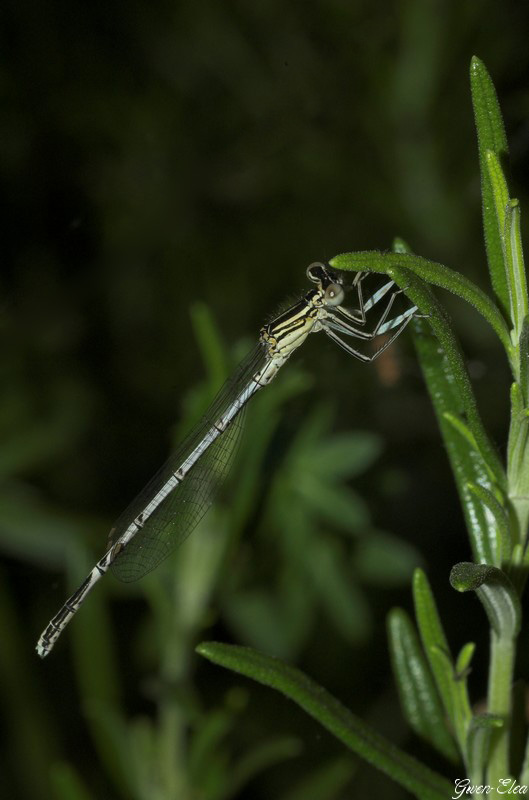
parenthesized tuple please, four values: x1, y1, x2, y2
(2, 2, 529, 799)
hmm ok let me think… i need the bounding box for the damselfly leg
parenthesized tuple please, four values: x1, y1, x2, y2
(322, 278, 418, 362)
(337, 273, 397, 327)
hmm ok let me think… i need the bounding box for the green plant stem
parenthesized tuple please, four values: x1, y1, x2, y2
(508, 433, 529, 551)
(507, 384, 529, 556)
(486, 632, 515, 788)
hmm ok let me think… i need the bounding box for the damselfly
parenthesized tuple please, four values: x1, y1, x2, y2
(36, 263, 417, 657)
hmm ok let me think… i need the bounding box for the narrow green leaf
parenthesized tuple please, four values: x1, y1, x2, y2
(470, 57, 508, 154)
(512, 543, 528, 596)
(329, 251, 512, 358)
(387, 608, 459, 762)
(507, 382, 526, 487)
(443, 412, 479, 451)
(392, 236, 411, 254)
(520, 317, 529, 404)
(503, 202, 529, 341)
(485, 149, 510, 236)
(378, 266, 505, 563)
(413, 570, 471, 751)
(466, 713, 504, 785)
(381, 240, 509, 565)
(393, 267, 505, 491)
(512, 542, 524, 566)
(466, 482, 511, 564)
(197, 642, 453, 800)
(506, 376, 529, 558)
(443, 414, 501, 492)
(417, 342, 498, 564)
(455, 642, 475, 679)
(413, 570, 453, 710)
(470, 56, 510, 315)
(449, 562, 521, 638)
(429, 645, 455, 674)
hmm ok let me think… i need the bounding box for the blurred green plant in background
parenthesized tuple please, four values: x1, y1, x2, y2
(2, 1, 529, 799)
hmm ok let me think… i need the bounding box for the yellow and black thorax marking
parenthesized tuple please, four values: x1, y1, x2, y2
(260, 288, 324, 357)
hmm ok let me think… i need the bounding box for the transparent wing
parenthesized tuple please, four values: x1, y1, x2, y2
(109, 343, 267, 583)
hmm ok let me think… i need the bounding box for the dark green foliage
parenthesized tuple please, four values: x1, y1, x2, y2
(3, 5, 529, 800)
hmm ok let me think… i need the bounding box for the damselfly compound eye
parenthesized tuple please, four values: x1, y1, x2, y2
(324, 283, 344, 306)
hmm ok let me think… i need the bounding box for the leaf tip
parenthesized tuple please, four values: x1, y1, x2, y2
(392, 237, 412, 255)
(196, 641, 222, 662)
(412, 567, 427, 593)
(470, 55, 483, 73)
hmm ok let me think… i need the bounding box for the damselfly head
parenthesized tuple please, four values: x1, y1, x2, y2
(306, 263, 344, 306)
